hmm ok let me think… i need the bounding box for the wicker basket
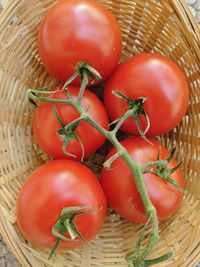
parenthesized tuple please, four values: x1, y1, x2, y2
(0, 0, 200, 266)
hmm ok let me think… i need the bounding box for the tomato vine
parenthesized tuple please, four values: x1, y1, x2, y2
(28, 66, 182, 266)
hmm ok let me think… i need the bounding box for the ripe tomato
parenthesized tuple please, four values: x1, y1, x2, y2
(38, 0, 122, 84)
(101, 137, 185, 223)
(16, 160, 107, 250)
(104, 53, 189, 136)
(33, 85, 109, 160)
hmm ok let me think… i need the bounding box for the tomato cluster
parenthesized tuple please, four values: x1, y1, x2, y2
(16, 0, 188, 263)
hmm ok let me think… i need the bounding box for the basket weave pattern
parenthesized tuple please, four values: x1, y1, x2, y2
(0, 0, 200, 266)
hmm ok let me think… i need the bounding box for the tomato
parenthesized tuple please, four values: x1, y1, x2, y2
(16, 160, 107, 250)
(104, 53, 189, 136)
(33, 85, 109, 160)
(38, 0, 122, 85)
(101, 137, 185, 223)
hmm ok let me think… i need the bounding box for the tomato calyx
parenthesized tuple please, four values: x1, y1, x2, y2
(62, 61, 102, 102)
(53, 104, 85, 160)
(112, 91, 150, 141)
(49, 206, 96, 260)
(76, 61, 102, 84)
(143, 148, 184, 193)
(63, 61, 102, 88)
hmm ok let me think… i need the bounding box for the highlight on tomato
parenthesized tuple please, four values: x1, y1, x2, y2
(32, 85, 109, 160)
(38, 0, 122, 85)
(104, 53, 189, 137)
(16, 160, 107, 258)
(101, 137, 185, 223)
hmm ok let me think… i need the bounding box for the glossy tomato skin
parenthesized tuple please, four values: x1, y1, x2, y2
(38, 0, 122, 85)
(104, 53, 189, 136)
(33, 85, 109, 160)
(101, 137, 185, 223)
(16, 160, 107, 249)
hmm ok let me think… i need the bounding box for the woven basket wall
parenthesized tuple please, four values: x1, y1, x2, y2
(0, 0, 200, 266)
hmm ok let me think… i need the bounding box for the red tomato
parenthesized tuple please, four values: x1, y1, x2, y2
(38, 0, 122, 84)
(16, 160, 107, 250)
(104, 53, 189, 136)
(33, 85, 109, 160)
(101, 137, 185, 223)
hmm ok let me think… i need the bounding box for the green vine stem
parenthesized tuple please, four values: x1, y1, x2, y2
(112, 91, 150, 141)
(28, 87, 182, 266)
